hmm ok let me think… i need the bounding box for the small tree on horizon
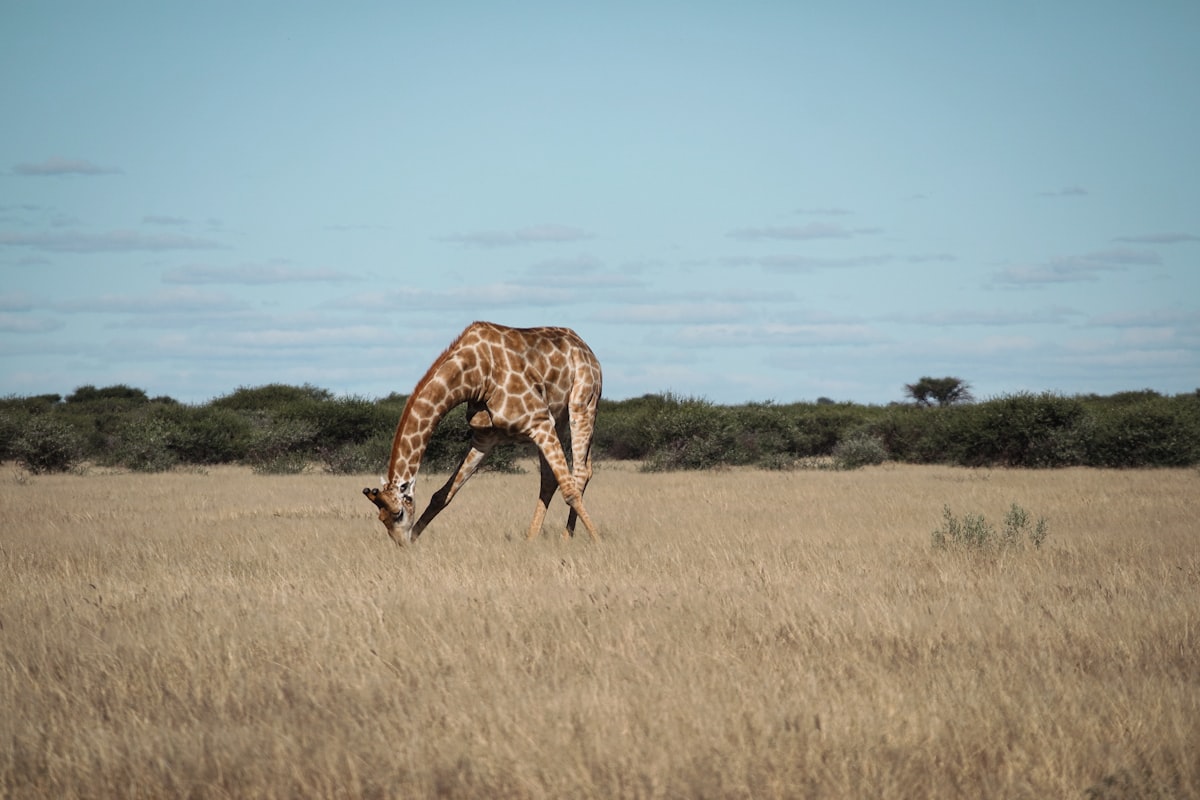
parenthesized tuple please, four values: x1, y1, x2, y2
(905, 376, 974, 407)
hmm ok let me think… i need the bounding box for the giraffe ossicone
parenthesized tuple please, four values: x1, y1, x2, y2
(363, 321, 602, 545)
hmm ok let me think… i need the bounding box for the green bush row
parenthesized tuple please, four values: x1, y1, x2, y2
(2, 384, 1197, 474)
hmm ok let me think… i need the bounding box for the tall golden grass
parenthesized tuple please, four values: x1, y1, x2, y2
(2, 461, 1197, 798)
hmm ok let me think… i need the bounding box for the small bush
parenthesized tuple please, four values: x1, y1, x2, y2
(951, 393, 1087, 467)
(210, 383, 333, 412)
(757, 452, 798, 471)
(1084, 395, 1200, 467)
(593, 394, 671, 460)
(931, 506, 993, 550)
(246, 417, 317, 474)
(831, 432, 888, 470)
(641, 398, 740, 471)
(159, 405, 253, 464)
(791, 403, 871, 457)
(320, 436, 393, 475)
(932, 503, 1048, 551)
(108, 414, 181, 472)
(728, 402, 796, 463)
(1002, 503, 1049, 550)
(304, 395, 390, 451)
(13, 416, 84, 474)
(0, 410, 29, 461)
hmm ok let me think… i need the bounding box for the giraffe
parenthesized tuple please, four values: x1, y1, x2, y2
(363, 321, 602, 545)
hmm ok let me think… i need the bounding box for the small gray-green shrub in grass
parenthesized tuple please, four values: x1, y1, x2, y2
(933, 503, 1048, 551)
(108, 415, 180, 472)
(831, 432, 888, 470)
(246, 417, 317, 474)
(320, 436, 389, 475)
(12, 415, 84, 474)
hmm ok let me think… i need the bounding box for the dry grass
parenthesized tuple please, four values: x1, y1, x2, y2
(1, 461, 1197, 799)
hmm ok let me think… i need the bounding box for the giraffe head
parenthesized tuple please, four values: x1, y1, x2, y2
(362, 478, 416, 545)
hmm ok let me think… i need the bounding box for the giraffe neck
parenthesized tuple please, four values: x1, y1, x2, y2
(384, 348, 474, 489)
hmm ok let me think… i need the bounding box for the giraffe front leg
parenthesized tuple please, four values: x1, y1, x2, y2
(566, 497, 599, 542)
(412, 440, 492, 539)
(527, 423, 599, 542)
(526, 454, 558, 540)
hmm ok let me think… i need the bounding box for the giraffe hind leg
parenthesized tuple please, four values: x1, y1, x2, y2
(563, 454, 593, 539)
(564, 396, 598, 540)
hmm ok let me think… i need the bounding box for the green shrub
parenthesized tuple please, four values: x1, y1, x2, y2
(757, 452, 798, 471)
(164, 405, 254, 464)
(3, 384, 1195, 473)
(932, 503, 1048, 551)
(790, 403, 870, 457)
(108, 414, 181, 472)
(1084, 394, 1200, 467)
(210, 383, 333, 412)
(0, 410, 29, 461)
(1002, 503, 1049, 550)
(727, 402, 796, 464)
(863, 407, 937, 463)
(321, 436, 393, 475)
(246, 416, 317, 474)
(283, 394, 388, 452)
(640, 398, 739, 471)
(944, 393, 1087, 467)
(593, 394, 675, 460)
(13, 416, 85, 474)
(831, 432, 888, 470)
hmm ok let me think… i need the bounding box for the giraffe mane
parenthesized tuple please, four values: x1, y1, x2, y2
(386, 323, 480, 476)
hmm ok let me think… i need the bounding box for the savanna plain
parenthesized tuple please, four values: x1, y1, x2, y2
(1, 461, 1197, 799)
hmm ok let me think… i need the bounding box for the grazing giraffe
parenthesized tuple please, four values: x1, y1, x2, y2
(363, 321, 602, 545)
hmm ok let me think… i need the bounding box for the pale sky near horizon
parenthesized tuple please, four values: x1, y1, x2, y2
(2, 2, 1198, 406)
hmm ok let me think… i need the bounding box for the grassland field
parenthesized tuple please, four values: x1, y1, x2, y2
(1, 460, 1197, 799)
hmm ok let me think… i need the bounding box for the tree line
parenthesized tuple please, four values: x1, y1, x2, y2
(2, 382, 1198, 475)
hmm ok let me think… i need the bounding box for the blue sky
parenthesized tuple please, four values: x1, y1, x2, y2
(2, 2, 1198, 406)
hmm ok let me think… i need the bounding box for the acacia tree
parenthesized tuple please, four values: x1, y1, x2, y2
(905, 376, 974, 407)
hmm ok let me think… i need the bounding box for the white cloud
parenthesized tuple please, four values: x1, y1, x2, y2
(518, 256, 645, 289)
(52, 287, 245, 314)
(0, 291, 34, 312)
(1036, 185, 1088, 197)
(11, 157, 121, 176)
(336, 282, 577, 311)
(592, 303, 749, 325)
(1086, 308, 1200, 328)
(0, 313, 63, 333)
(1112, 232, 1200, 244)
(720, 253, 893, 271)
(795, 207, 853, 216)
(727, 223, 880, 241)
(885, 307, 1080, 326)
(667, 321, 887, 348)
(0, 230, 225, 253)
(221, 325, 387, 349)
(437, 224, 593, 248)
(993, 248, 1161, 285)
(163, 262, 353, 285)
